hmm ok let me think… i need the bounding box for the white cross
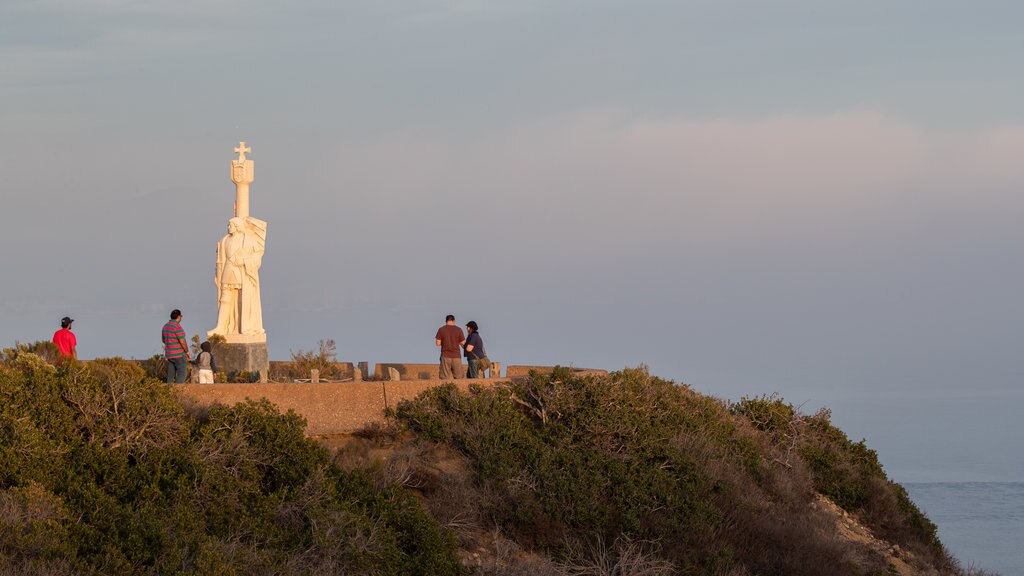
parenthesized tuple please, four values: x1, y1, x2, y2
(234, 141, 251, 162)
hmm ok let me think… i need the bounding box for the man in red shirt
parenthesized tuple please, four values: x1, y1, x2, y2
(52, 316, 77, 360)
(435, 314, 465, 379)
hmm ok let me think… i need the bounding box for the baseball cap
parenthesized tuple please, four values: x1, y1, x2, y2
(61, 316, 74, 327)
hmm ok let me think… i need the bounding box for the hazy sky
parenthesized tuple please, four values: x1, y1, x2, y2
(2, 0, 1023, 482)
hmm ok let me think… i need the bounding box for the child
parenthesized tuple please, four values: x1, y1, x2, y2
(194, 341, 218, 383)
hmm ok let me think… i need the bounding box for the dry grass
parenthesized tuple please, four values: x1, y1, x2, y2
(560, 536, 677, 576)
(352, 419, 405, 444)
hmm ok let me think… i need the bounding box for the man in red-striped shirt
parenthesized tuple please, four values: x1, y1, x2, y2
(161, 309, 190, 383)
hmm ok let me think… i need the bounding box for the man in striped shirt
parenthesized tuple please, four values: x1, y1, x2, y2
(162, 309, 190, 383)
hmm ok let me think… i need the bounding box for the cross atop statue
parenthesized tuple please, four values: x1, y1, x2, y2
(234, 141, 252, 162)
(229, 141, 255, 217)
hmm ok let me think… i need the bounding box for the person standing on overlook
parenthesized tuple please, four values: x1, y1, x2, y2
(52, 316, 77, 361)
(193, 341, 217, 384)
(162, 309, 190, 384)
(435, 314, 465, 379)
(463, 320, 488, 379)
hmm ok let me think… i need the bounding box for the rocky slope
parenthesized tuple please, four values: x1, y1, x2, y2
(328, 367, 984, 576)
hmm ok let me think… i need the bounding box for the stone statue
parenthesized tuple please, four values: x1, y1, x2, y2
(208, 216, 266, 339)
(208, 142, 268, 344)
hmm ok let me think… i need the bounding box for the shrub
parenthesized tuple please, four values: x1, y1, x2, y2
(0, 341, 61, 365)
(290, 339, 343, 380)
(225, 370, 258, 383)
(733, 394, 952, 572)
(0, 352, 465, 575)
(394, 367, 972, 576)
(0, 483, 75, 564)
(138, 355, 167, 381)
(396, 368, 892, 575)
(799, 409, 948, 566)
(64, 358, 185, 455)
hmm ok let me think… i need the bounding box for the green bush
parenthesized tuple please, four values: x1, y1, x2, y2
(396, 367, 901, 575)
(733, 394, 949, 569)
(0, 347, 960, 576)
(0, 352, 464, 575)
(138, 355, 167, 381)
(289, 339, 344, 380)
(392, 367, 972, 575)
(1, 341, 61, 365)
(799, 409, 945, 562)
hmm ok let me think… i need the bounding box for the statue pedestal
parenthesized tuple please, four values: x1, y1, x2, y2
(212, 341, 269, 383)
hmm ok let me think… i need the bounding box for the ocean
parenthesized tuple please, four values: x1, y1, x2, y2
(902, 482, 1024, 575)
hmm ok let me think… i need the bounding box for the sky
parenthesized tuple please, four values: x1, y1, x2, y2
(2, 0, 1023, 483)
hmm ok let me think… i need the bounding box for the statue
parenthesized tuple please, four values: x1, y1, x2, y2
(209, 216, 266, 338)
(208, 142, 268, 343)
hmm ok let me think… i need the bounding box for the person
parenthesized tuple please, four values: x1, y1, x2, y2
(435, 314, 465, 379)
(463, 320, 489, 379)
(209, 216, 266, 338)
(193, 341, 217, 384)
(162, 309, 190, 383)
(52, 316, 77, 360)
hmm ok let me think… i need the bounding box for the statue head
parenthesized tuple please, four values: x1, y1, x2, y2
(228, 217, 245, 234)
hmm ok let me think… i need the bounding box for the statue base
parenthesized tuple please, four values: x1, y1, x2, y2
(211, 341, 269, 383)
(211, 332, 266, 344)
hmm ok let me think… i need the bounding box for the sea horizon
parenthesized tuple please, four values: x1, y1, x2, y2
(903, 481, 1024, 576)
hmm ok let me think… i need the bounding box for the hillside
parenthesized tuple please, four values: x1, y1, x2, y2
(0, 347, 994, 575)
(377, 367, 975, 576)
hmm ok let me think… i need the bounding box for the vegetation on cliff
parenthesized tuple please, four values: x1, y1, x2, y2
(0, 344, 989, 575)
(0, 349, 462, 575)
(391, 367, 970, 576)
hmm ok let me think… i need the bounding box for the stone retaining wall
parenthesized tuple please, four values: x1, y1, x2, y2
(176, 379, 503, 435)
(174, 366, 606, 436)
(373, 363, 441, 380)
